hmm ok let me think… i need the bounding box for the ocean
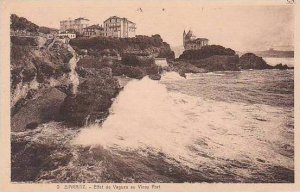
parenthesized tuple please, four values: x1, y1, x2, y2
(72, 69, 294, 183)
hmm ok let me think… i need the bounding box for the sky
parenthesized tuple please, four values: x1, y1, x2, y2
(9, 0, 294, 51)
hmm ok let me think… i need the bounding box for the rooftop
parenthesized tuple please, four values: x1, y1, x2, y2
(104, 16, 135, 24)
(75, 17, 89, 21)
(84, 24, 104, 30)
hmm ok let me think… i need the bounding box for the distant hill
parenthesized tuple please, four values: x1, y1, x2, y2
(39, 26, 59, 34)
(254, 49, 294, 58)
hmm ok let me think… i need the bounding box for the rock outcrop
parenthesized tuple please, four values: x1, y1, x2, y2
(177, 45, 240, 74)
(170, 62, 208, 77)
(60, 68, 120, 126)
(11, 88, 66, 132)
(187, 55, 240, 71)
(238, 53, 272, 70)
(10, 14, 79, 131)
(273, 63, 293, 70)
(179, 45, 236, 60)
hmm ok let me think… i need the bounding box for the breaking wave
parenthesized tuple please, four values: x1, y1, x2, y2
(73, 74, 293, 175)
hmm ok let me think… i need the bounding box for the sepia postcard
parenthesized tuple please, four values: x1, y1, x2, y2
(0, 0, 299, 191)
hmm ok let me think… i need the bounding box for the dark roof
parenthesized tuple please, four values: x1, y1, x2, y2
(60, 29, 76, 34)
(84, 24, 104, 30)
(104, 16, 121, 22)
(75, 17, 89, 21)
(104, 16, 135, 24)
(195, 38, 209, 41)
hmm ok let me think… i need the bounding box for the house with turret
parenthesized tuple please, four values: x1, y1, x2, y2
(183, 30, 208, 50)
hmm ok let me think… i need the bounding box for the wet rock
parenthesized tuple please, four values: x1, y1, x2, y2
(11, 123, 76, 182)
(188, 55, 240, 71)
(26, 122, 39, 130)
(60, 70, 120, 126)
(11, 88, 66, 132)
(149, 74, 161, 80)
(10, 40, 73, 108)
(273, 63, 292, 70)
(239, 53, 273, 70)
(111, 63, 145, 79)
(172, 62, 208, 75)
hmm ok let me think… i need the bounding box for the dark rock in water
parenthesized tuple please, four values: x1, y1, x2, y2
(11, 88, 66, 132)
(273, 63, 292, 70)
(60, 70, 120, 126)
(122, 54, 154, 67)
(111, 63, 145, 79)
(239, 53, 273, 70)
(26, 122, 39, 130)
(177, 45, 239, 72)
(172, 62, 208, 75)
(149, 74, 161, 80)
(11, 123, 75, 182)
(187, 55, 240, 71)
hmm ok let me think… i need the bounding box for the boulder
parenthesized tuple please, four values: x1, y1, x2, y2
(172, 62, 208, 74)
(11, 88, 66, 132)
(239, 53, 272, 70)
(149, 74, 161, 80)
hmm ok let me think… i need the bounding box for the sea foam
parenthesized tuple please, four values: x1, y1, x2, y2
(73, 74, 293, 171)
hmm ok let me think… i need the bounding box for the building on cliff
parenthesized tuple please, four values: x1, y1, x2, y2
(103, 16, 136, 38)
(183, 30, 209, 50)
(58, 30, 76, 40)
(83, 24, 104, 38)
(60, 17, 89, 34)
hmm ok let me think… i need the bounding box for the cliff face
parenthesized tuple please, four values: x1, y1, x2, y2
(10, 36, 77, 131)
(10, 14, 123, 131)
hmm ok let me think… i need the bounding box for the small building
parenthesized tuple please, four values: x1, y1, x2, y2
(58, 30, 76, 39)
(103, 16, 136, 38)
(83, 24, 104, 38)
(183, 30, 208, 50)
(58, 36, 70, 44)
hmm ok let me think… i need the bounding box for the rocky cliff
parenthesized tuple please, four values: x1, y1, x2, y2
(10, 36, 78, 131)
(70, 35, 172, 80)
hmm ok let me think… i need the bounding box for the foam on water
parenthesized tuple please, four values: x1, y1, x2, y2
(73, 74, 293, 172)
(160, 71, 185, 81)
